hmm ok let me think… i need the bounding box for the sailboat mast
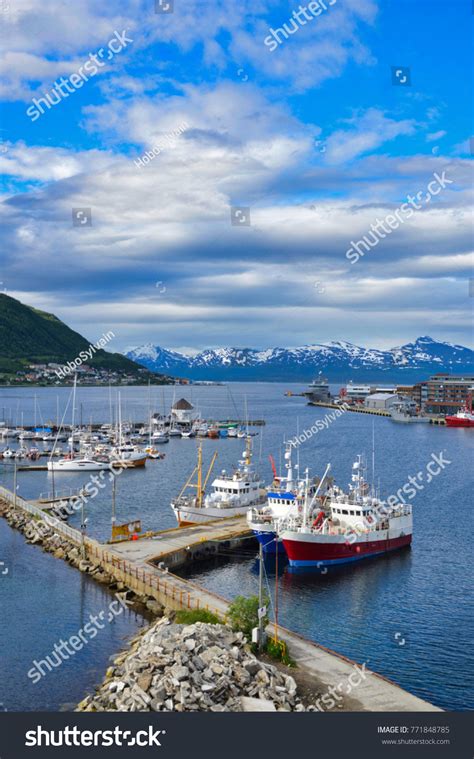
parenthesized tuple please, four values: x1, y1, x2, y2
(118, 392, 123, 448)
(71, 374, 77, 458)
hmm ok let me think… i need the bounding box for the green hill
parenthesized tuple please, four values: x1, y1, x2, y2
(0, 293, 169, 383)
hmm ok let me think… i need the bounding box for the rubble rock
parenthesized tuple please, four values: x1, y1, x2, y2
(76, 618, 307, 713)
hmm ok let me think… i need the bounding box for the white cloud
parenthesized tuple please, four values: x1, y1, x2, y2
(0, 142, 117, 182)
(324, 108, 417, 164)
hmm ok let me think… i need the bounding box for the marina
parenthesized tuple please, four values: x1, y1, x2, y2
(0, 382, 472, 713)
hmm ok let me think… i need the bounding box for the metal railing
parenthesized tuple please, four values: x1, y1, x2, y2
(0, 486, 226, 620)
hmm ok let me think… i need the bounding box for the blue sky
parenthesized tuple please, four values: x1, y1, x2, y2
(0, 0, 472, 353)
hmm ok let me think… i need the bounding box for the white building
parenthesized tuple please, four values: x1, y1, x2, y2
(364, 393, 400, 411)
(346, 384, 372, 401)
(171, 398, 195, 423)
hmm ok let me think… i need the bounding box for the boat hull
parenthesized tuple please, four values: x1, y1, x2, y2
(253, 529, 285, 554)
(47, 459, 111, 472)
(172, 504, 249, 526)
(445, 417, 474, 427)
(281, 531, 412, 566)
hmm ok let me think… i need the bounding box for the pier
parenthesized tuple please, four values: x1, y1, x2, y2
(304, 400, 446, 423)
(0, 485, 441, 713)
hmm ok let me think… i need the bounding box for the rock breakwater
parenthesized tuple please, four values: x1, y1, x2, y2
(77, 617, 312, 712)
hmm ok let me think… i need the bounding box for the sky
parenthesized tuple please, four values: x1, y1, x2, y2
(0, 0, 472, 355)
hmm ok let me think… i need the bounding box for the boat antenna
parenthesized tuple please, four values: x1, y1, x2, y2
(296, 417, 300, 476)
(371, 419, 375, 497)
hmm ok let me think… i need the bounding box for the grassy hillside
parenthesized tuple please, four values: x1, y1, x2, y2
(0, 294, 166, 380)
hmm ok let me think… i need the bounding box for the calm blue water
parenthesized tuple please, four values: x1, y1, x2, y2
(0, 518, 150, 711)
(0, 383, 473, 711)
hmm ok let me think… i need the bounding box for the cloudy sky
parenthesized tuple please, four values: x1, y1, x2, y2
(0, 0, 472, 354)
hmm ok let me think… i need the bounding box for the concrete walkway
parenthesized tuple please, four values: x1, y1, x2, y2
(273, 626, 442, 712)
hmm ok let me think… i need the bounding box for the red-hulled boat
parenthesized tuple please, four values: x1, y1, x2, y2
(279, 457, 412, 568)
(445, 395, 474, 428)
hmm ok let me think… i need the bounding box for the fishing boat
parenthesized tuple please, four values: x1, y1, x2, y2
(171, 444, 218, 526)
(279, 457, 412, 567)
(247, 443, 322, 554)
(445, 395, 474, 427)
(172, 436, 266, 526)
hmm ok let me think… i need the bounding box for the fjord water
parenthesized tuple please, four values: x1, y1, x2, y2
(0, 383, 473, 711)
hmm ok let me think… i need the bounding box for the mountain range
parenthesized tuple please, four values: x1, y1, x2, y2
(125, 337, 474, 382)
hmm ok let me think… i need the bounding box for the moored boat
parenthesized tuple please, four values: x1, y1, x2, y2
(247, 444, 303, 554)
(279, 456, 413, 567)
(172, 436, 266, 526)
(445, 395, 474, 427)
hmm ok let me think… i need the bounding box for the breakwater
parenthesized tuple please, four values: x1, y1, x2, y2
(77, 618, 306, 713)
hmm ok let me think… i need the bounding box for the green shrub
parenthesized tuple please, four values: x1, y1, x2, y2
(175, 608, 221, 625)
(227, 594, 268, 640)
(265, 637, 295, 667)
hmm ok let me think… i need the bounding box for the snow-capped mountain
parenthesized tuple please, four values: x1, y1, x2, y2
(125, 337, 474, 382)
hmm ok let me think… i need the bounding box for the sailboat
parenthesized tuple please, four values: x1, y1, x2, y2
(48, 376, 110, 471)
(110, 392, 147, 468)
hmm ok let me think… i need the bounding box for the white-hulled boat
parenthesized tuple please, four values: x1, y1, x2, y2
(109, 393, 147, 468)
(172, 436, 266, 526)
(152, 429, 169, 444)
(48, 376, 111, 472)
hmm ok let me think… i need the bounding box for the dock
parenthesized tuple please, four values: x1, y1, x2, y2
(0, 485, 441, 712)
(305, 400, 446, 424)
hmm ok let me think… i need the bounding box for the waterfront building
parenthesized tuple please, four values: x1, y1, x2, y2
(364, 393, 399, 411)
(171, 398, 195, 424)
(421, 374, 474, 415)
(345, 383, 372, 403)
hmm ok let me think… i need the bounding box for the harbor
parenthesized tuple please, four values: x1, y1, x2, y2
(0, 486, 440, 712)
(287, 372, 474, 427)
(0, 382, 472, 713)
